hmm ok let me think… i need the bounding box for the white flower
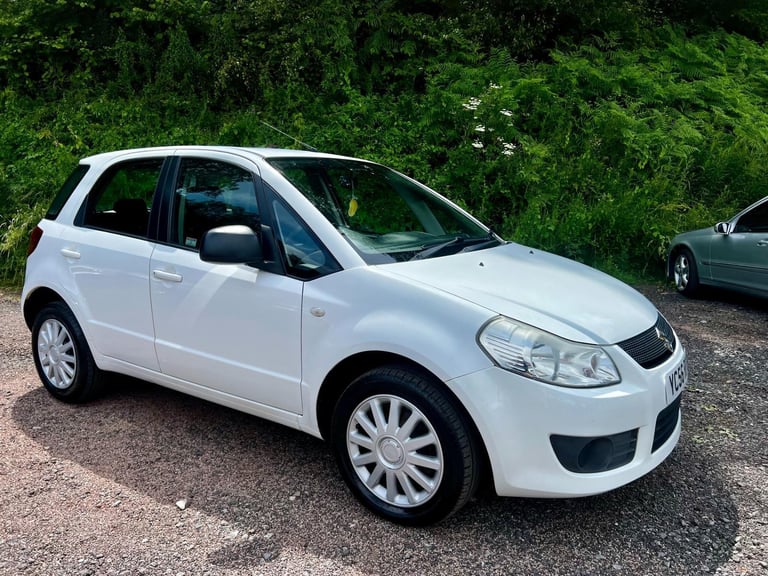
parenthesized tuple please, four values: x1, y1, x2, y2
(500, 109, 513, 117)
(472, 140, 484, 149)
(502, 142, 518, 156)
(463, 97, 482, 111)
(489, 83, 502, 89)
(475, 125, 486, 133)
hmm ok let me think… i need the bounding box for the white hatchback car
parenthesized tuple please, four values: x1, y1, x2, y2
(22, 146, 687, 525)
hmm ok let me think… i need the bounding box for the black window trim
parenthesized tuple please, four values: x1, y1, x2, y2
(46, 164, 91, 221)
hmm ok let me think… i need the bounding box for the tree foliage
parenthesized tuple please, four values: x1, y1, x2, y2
(2, 0, 768, 284)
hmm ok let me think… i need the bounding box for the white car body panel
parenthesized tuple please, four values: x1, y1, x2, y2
(297, 266, 496, 435)
(93, 354, 302, 430)
(149, 245, 304, 414)
(60, 226, 160, 371)
(383, 243, 657, 344)
(448, 339, 684, 497)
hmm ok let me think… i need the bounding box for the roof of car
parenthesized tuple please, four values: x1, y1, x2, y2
(80, 146, 357, 164)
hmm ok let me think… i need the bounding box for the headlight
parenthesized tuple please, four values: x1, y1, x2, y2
(478, 317, 621, 387)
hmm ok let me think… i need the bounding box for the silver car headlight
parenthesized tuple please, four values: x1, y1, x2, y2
(478, 317, 621, 387)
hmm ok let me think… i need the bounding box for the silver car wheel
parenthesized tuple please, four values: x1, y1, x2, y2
(346, 394, 444, 508)
(37, 318, 77, 390)
(674, 252, 690, 291)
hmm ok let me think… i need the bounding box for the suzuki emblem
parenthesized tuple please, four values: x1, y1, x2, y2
(656, 327, 674, 353)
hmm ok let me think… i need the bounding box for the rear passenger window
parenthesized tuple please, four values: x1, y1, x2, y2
(171, 158, 259, 249)
(82, 159, 164, 237)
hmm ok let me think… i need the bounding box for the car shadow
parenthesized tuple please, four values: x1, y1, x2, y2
(12, 376, 738, 575)
(688, 286, 768, 311)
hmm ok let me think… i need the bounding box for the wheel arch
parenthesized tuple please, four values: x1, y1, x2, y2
(667, 243, 684, 279)
(23, 287, 66, 330)
(315, 351, 492, 489)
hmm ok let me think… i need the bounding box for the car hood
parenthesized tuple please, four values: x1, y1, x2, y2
(672, 227, 713, 243)
(381, 243, 658, 344)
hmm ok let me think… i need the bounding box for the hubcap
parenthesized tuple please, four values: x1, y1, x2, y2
(37, 319, 76, 390)
(674, 253, 689, 290)
(378, 437, 405, 467)
(346, 395, 443, 508)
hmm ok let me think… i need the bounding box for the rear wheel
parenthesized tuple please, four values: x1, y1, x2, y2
(331, 365, 479, 525)
(31, 302, 103, 403)
(673, 248, 700, 296)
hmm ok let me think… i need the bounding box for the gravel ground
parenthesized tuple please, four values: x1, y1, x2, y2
(0, 285, 766, 576)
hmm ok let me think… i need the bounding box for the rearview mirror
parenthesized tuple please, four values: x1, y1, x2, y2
(714, 222, 731, 235)
(199, 225, 263, 264)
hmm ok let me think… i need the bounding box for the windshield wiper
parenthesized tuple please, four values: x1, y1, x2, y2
(410, 233, 501, 261)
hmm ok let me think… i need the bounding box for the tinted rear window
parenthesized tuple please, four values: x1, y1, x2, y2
(45, 164, 90, 220)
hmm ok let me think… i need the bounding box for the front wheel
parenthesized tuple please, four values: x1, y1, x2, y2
(673, 248, 700, 297)
(331, 365, 480, 525)
(31, 302, 104, 403)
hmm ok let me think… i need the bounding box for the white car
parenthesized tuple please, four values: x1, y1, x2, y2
(22, 146, 687, 525)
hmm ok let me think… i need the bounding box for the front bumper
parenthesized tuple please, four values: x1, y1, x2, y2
(447, 342, 685, 498)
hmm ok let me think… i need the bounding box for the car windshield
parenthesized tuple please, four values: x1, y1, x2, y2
(267, 157, 498, 263)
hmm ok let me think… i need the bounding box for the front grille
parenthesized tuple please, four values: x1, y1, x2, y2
(653, 395, 682, 452)
(618, 314, 676, 369)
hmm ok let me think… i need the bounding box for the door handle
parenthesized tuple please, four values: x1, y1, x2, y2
(152, 269, 183, 283)
(60, 248, 81, 259)
(758, 240, 768, 247)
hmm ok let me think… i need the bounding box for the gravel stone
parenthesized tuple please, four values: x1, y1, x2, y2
(1, 285, 766, 575)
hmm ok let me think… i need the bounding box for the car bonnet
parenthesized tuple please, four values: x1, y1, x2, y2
(380, 242, 659, 345)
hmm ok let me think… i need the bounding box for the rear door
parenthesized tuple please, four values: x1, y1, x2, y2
(149, 152, 304, 413)
(61, 155, 167, 370)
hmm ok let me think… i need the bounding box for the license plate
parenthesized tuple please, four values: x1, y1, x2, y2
(665, 354, 687, 404)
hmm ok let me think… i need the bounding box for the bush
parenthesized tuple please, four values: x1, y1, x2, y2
(411, 29, 768, 278)
(2, 3, 768, 286)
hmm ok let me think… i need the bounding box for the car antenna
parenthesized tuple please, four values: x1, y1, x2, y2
(259, 121, 318, 152)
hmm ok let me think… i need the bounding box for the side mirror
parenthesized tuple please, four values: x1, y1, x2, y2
(714, 222, 731, 235)
(199, 225, 263, 264)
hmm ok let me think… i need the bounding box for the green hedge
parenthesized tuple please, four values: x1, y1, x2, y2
(2, 14, 768, 285)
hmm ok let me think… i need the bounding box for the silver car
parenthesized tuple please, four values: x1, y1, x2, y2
(668, 196, 768, 297)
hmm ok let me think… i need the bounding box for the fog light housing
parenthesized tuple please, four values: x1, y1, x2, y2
(550, 429, 638, 473)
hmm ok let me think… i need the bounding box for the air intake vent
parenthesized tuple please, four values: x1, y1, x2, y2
(653, 395, 682, 452)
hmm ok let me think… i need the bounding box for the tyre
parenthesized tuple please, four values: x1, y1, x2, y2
(31, 302, 104, 403)
(673, 248, 700, 297)
(331, 365, 480, 525)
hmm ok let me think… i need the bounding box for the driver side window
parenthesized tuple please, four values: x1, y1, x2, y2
(171, 158, 259, 249)
(734, 201, 768, 233)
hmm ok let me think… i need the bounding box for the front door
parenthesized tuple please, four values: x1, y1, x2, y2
(149, 154, 303, 413)
(710, 199, 768, 293)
